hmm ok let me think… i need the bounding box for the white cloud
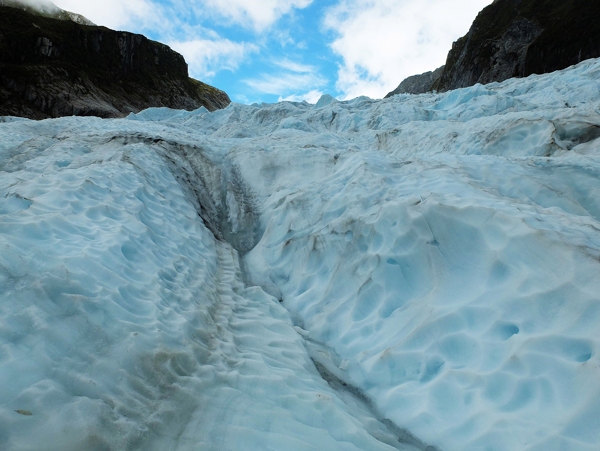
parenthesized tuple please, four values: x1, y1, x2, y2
(201, 0, 313, 31)
(273, 59, 315, 73)
(279, 89, 324, 104)
(244, 71, 325, 95)
(243, 59, 325, 97)
(52, 0, 158, 30)
(50, 0, 314, 33)
(169, 39, 259, 79)
(324, 0, 493, 99)
(8, 0, 60, 13)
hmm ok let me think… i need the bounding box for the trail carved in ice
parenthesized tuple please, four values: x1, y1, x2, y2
(0, 116, 423, 450)
(150, 134, 431, 451)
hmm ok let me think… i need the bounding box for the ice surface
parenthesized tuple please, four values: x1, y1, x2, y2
(1, 59, 600, 450)
(0, 126, 410, 451)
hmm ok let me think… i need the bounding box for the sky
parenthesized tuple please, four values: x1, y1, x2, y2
(46, 0, 493, 104)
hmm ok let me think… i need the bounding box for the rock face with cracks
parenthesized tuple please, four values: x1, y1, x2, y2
(433, 0, 600, 91)
(387, 0, 600, 96)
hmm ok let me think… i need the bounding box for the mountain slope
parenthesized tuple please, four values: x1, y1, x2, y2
(384, 66, 444, 97)
(0, 5, 230, 119)
(386, 0, 600, 97)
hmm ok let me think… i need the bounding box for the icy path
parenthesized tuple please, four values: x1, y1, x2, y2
(2, 58, 600, 450)
(0, 124, 423, 450)
(172, 243, 420, 451)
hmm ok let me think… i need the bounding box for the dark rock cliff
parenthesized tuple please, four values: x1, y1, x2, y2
(433, 0, 600, 91)
(385, 0, 600, 97)
(0, 5, 230, 119)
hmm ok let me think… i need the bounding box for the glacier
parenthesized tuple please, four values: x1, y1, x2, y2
(1, 58, 600, 451)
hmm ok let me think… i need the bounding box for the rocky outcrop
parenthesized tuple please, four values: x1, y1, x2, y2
(384, 66, 444, 97)
(433, 0, 600, 92)
(0, 5, 230, 119)
(386, 0, 600, 97)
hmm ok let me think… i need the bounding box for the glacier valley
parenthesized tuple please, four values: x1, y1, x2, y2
(1, 59, 600, 451)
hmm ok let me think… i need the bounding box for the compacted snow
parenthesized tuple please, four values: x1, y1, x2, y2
(1, 58, 600, 451)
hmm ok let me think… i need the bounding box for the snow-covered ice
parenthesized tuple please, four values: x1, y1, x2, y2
(2, 58, 600, 450)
